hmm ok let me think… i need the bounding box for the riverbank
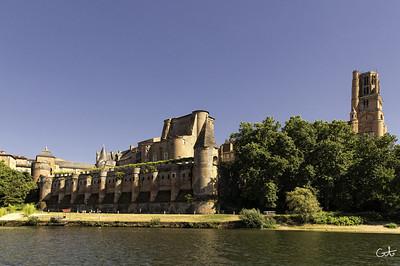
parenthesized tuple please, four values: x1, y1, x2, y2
(1, 212, 400, 233)
(276, 224, 400, 234)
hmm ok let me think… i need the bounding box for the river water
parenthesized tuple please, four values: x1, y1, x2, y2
(0, 227, 399, 265)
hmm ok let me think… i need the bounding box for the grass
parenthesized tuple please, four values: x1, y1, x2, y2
(22, 204, 36, 217)
(384, 223, 398, 229)
(2, 211, 400, 233)
(0, 208, 7, 217)
(35, 212, 240, 223)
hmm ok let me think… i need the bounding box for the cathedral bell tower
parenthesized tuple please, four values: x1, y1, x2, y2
(350, 70, 387, 137)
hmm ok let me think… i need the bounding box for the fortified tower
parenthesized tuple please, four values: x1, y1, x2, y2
(32, 147, 56, 182)
(192, 111, 218, 213)
(350, 70, 387, 137)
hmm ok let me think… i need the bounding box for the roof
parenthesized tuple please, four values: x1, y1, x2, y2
(38, 146, 55, 158)
(55, 159, 93, 169)
(0, 153, 15, 159)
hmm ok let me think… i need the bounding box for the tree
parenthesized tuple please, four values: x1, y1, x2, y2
(0, 162, 36, 206)
(218, 115, 400, 216)
(348, 134, 399, 212)
(229, 118, 302, 211)
(264, 181, 278, 209)
(286, 187, 321, 223)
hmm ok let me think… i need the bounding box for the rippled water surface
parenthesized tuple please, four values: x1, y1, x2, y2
(1, 227, 400, 265)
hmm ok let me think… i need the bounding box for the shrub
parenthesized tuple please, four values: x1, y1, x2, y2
(239, 208, 275, 229)
(384, 223, 397, 229)
(286, 187, 321, 223)
(7, 205, 17, 213)
(49, 217, 63, 224)
(149, 217, 161, 226)
(312, 212, 363, 226)
(22, 203, 36, 217)
(263, 217, 277, 229)
(274, 214, 303, 225)
(25, 216, 39, 226)
(184, 194, 193, 204)
(0, 207, 7, 217)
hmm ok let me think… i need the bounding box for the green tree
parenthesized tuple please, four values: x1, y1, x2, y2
(218, 115, 400, 216)
(0, 162, 36, 206)
(264, 181, 278, 209)
(286, 187, 321, 223)
(230, 118, 302, 210)
(348, 134, 399, 212)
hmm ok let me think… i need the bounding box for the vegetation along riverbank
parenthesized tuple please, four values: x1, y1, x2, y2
(1, 208, 400, 234)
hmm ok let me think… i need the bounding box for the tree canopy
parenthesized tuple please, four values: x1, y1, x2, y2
(0, 161, 36, 206)
(219, 116, 400, 215)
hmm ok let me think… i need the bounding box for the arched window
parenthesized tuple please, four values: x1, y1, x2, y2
(213, 156, 218, 165)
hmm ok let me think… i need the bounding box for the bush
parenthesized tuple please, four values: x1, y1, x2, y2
(0, 207, 7, 217)
(286, 187, 321, 223)
(274, 214, 303, 225)
(7, 205, 17, 213)
(22, 203, 36, 217)
(263, 217, 277, 229)
(384, 223, 397, 229)
(312, 212, 363, 226)
(25, 216, 39, 226)
(149, 217, 161, 226)
(239, 208, 275, 229)
(49, 217, 63, 224)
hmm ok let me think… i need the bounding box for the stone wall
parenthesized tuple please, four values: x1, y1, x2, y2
(41, 158, 216, 214)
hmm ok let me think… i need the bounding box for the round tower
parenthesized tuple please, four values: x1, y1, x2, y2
(39, 176, 53, 209)
(351, 70, 360, 111)
(99, 170, 107, 204)
(193, 110, 209, 137)
(192, 116, 217, 214)
(32, 161, 51, 183)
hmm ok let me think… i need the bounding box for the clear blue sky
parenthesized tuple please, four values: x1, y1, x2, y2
(1, 0, 399, 163)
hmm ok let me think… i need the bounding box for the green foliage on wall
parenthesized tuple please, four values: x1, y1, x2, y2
(115, 172, 125, 181)
(87, 158, 192, 174)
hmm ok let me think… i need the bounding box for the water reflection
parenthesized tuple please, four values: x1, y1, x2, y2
(0, 227, 399, 265)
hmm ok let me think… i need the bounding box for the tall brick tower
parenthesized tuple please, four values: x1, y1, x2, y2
(350, 70, 387, 137)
